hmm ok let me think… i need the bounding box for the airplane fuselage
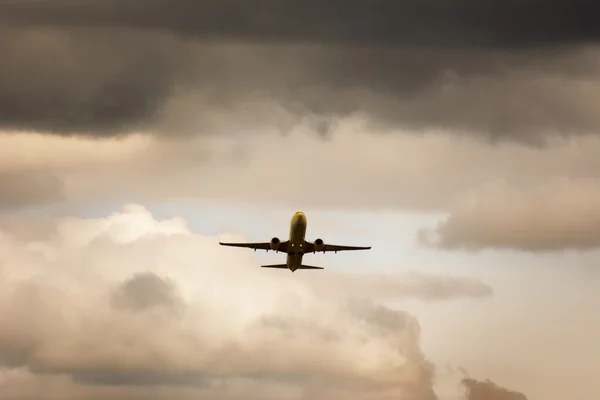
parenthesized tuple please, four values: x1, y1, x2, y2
(286, 211, 307, 272)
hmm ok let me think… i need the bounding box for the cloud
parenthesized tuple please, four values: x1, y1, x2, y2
(4, 128, 600, 254)
(2, 130, 600, 257)
(4, 126, 600, 228)
(110, 272, 184, 313)
(419, 178, 600, 252)
(462, 377, 528, 400)
(0, 25, 191, 136)
(1, 1, 600, 141)
(296, 271, 493, 301)
(0, 169, 64, 210)
(0, 204, 492, 399)
(3, 0, 599, 48)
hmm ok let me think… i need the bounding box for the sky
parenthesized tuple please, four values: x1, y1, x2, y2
(1, 1, 599, 399)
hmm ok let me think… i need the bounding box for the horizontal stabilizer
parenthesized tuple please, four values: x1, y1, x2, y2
(297, 265, 324, 270)
(260, 264, 324, 270)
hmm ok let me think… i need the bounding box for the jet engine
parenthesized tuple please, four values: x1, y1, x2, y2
(314, 238, 325, 252)
(270, 237, 281, 251)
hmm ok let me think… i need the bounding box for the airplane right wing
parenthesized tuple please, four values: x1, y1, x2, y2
(304, 241, 371, 253)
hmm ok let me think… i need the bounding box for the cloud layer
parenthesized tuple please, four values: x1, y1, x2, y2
(0, 204, 492, 399)
(4, 0, 600, 47)
(2, 1, 600, 140)
(4, 128, 600, 252)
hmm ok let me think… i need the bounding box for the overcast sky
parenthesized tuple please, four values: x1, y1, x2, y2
(1, 1, 599, 399)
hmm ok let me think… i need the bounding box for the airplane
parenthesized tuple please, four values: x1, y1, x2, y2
(219, 211, 371, 272)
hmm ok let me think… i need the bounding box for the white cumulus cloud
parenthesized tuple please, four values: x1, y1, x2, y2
(0, 204, 492, 399)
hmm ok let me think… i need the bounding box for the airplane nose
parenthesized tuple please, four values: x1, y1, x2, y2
(292, 211, 307, 225)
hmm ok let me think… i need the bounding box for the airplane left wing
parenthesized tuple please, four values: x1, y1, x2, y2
(219, 240, 289, 252)
(304, 241, 371, 253)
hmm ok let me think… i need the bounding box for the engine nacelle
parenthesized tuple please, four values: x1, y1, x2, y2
(270, 237, 281, 251)
(314, 238, 325, 252)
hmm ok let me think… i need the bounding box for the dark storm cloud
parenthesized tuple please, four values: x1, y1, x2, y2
(0, 25, 187, 136)
(2, 0, 600, 141)
(3, 0, 600, 48)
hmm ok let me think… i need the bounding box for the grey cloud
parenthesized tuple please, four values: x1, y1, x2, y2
(0, 369, 316, 400)
(72, 371, 209, 387)
(0, 282, 62, 369)
(1, 2, 600, 141)
(110, 272, 184, 313)
(298, 270, 493, 301)
(345, 299, 415, 336)
(418, 178, 600, 252)
(0, 215, 58, 241)
(0, 25, 187, 136)
(0, 170, 64, 210)
(0, 369, 434, 400)
(255, 316, 340, 343)
(3, 0, 599, 48)
(462, 377, 528, 400)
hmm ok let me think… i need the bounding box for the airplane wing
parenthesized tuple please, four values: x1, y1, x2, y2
(219, 241, 289, 252)
(304, 241, 371, 253)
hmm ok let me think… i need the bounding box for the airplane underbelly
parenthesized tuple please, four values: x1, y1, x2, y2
(287, 253, 303, 271)
(288, 220, 306, 254)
